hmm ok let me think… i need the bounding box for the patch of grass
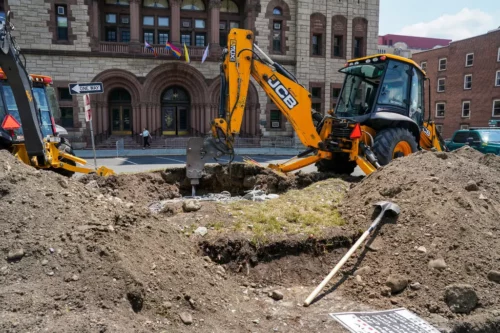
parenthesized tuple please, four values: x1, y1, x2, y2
(225, 178, 347, 244)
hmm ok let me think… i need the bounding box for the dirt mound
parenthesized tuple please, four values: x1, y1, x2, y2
(338, 147, 500, 320)
(0, 151, 270, 332)
(79, 163, 349, 203)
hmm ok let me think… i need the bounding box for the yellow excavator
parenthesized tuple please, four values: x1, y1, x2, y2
(186, 28, 445, 186)
(0, 12, 113, 177)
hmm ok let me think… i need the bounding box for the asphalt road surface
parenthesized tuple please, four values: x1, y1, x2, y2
(85, 154, 319, 174)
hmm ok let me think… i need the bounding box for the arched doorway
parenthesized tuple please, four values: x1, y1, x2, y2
(162, 86, 190, 136)
(109, 88, 132, 135)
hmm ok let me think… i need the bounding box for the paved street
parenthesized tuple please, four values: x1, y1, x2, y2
(85, 154, 318, 174)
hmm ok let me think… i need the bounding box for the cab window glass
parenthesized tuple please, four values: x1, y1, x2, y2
(2, 85, 23, 136)
(409, 68, 423, 125)
(378, 60, 409, 108)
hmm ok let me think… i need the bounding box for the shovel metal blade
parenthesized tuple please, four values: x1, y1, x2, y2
(374, 201, 401, 216)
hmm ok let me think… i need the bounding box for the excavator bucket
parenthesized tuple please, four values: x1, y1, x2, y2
(95, 166, 115, 177)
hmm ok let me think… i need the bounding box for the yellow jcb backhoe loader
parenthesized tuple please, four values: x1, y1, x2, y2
(186, 28, 446, 186)
(0, 12, 113, 177)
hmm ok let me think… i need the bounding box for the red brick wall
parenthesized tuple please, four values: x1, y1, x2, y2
(412, 30, 500, 138)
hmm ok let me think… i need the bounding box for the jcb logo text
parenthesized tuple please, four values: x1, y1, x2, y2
(267, 75, 298, 109)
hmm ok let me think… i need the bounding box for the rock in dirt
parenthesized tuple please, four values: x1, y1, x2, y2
(179, 312, 193, 325)
(269, 290, 284, 301)
(465, 181, 479, 192)
(7, 249, 25, 261)
(385, 275, 408, 294)
(194, 226, 208, 237)
(417, 246, 427, 254)
(444, 284, 478, 314)
(126, 290, 144, 313)
(428, 258, 447, 270)
(354, 266, 372, 276)
(182, 200, 201, 212)
(409, 282, 422, 290)
(487, 270, 500, 283)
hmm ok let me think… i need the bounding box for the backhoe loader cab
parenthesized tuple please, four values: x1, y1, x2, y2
(336, 54, 424, 138)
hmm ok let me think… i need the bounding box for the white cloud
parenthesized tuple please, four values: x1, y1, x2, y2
(399, 8, 497, 41)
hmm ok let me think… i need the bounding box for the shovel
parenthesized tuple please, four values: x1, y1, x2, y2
(303, 201, 400, 307)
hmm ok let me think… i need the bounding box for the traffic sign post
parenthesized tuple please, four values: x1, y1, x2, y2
(84, 94, 98, 170)
(69, 82, 104, 95)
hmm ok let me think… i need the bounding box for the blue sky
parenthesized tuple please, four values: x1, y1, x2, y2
(379, 0, 500, 40)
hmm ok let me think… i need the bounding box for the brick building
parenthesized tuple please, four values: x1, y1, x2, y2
(2, 0, 378, 146)
(412, 29, 500, 138)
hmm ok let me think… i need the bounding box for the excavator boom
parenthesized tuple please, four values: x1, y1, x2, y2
(186, 28, 443, 187)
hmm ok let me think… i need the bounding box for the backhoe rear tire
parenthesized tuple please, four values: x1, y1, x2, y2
(372, 128, 418, 166)
(315, 153, 356, 175)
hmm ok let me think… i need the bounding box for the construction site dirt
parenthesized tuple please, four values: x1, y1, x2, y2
(1, 147, 500, 332)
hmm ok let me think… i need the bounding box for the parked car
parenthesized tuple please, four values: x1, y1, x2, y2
(446, 128, 500, 155)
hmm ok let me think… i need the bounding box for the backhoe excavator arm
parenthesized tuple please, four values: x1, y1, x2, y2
(186, 28, 331, 187)
(0, 12, 47, 164)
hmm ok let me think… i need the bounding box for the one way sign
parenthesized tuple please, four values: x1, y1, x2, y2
(69, 82, 104, 95)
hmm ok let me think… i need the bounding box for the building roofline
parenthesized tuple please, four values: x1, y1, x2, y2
(413, 28, 500, 56)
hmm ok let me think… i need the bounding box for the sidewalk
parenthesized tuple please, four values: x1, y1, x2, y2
(74, 147, 304, 158)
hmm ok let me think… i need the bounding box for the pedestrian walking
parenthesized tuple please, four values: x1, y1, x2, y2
(140, 127, 152, 149)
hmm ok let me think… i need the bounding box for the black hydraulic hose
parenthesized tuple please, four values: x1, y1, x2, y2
(218, 63, 226, 119)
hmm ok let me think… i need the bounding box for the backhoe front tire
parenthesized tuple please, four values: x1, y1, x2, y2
(372, 128, 418, 166)
(315, 153, 357, 175)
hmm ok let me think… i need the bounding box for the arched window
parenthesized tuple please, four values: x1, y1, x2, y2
(220, 0, 239, 13)
(142, 0, 170, 44)
(180, 0, 207, 46)
(331, 15, 347, 58)
(143, 0, 169, 8)
(102, 1, 130, 42)
(181, 0, 205, 11)
(105, 0, 129, 5)
(265, 1, 290, 54)
(219, 0, 242, 47)
(310, 13, 326, 57)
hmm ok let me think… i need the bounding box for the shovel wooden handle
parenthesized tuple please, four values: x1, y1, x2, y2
(303, 213, 384, 307)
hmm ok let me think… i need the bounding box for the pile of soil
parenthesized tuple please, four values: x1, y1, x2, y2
(338, 147, 500, 322)
(0, 151, 273, 332)
(79, 163, 348, 205)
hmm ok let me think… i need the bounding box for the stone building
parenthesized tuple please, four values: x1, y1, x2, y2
(4, 0, 379, 146)
(412, 29, 500, 138)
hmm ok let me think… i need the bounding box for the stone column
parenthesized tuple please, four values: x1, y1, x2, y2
(102, 102, 109, 134)
(209, 0, 221, 46)
(140, 103, 148, 131)
(170, 0, 181, 43)
(90, 0, 100, 51)
(129, 0, 141, 53)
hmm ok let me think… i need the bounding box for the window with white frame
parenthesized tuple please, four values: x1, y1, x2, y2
(462, 101, 470, 117)
(437, 78, 445, 92)
(420, 61, 427, 71)
(436, 103, 446, 117)
(464, 74, 472, 90)
(439, 58, 447, 71)
(460, 124, 469, 130)
(465, 53, 474, 67)
(496, 70, 500, 87)
(493, 100, 500, 117)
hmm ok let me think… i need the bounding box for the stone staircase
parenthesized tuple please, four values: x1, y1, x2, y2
(95, 135, 168, 150)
